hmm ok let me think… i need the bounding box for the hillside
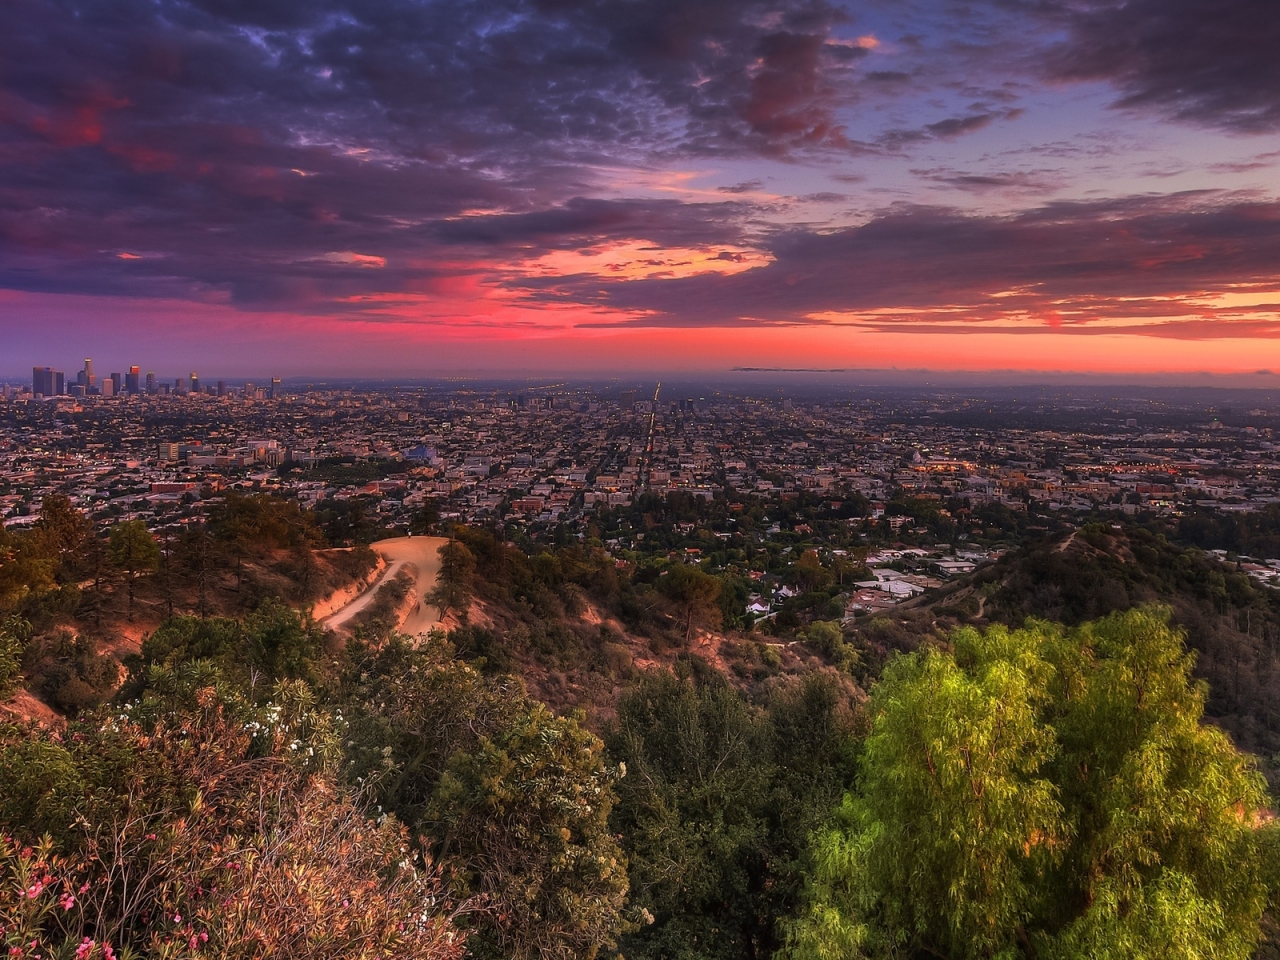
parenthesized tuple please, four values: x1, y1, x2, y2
(861, 522, 1280, 786)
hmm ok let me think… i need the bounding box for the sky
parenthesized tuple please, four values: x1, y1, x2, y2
(3, 0, 1280, 379)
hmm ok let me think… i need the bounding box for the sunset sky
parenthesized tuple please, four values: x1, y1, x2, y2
(3, 0, 1280, 378)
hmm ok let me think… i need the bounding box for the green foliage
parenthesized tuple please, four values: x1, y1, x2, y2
(980, 524, 1280, 785)
(783, 609, 1277, 960)
(108, 520, 161, 618)
(411, 500, 442, 536)
(0, 498, 96, 620)
(0, 521, 56, 614)
(430, 705, 629, 960)
(0, 671, 464, 960)
(243, 598, 325, 682)
(107, 520, 160, 574)
(341, 639, 629, 959)
(428, 539, 477, 619)
(142, 615, 244, 668)
(449, 624, 516, 674)
(0, 615, 30, 697)
(138, 601, 325, 690)
(658, 565, 721, 642)
(207, 491, 324, 554)
(22, 631, 119, 715)
(797, 620, 860, 674)
(609, 671, 857, 960)
(451, 526, 620, 627)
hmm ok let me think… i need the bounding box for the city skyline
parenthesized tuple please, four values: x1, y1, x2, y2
(2, 0, 1279, 376)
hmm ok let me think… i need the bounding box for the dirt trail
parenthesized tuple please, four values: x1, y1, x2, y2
(321, 536, 448, 636)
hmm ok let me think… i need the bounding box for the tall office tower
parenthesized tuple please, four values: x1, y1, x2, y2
(125, 366, 141, 394)
(244, 381, 255, 397)
(217, 380, 226, 397)
(54, 372, 65, 395)
(32, 367, 53, 396)
(174, 377, 184, 394)
(100, 377, 115, 398)
(190, 372, 199, 393)
(270, 377, 281, 399)
(83, 359, 94, 387)
(145, 371, 156, 393)
(111, 373, 122, 395)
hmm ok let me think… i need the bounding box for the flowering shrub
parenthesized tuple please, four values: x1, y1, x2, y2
(0, 671, 466, 960)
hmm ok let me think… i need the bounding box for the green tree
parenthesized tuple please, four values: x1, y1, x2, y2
(108, 520, 161, 619)
(609, 671, 857, 960)
(0, 521, 56, 613)
(429, 705, 629, 960)
(33, 493, 92, 572)
(659, 565, 721, 642)
(411, 499, 441, 535)
(782, 609, 1277, 960)
(428, 539, 476, 619)
(244, 598, 324, 684)
(790, 550, 833, 594)
(342, 639, 629, 960)
(798, 620, 859, 674)
(141, 615, 243, 671)
(137, 601, 323, 691)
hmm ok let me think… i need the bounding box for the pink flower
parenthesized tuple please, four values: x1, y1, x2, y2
(199, 933, 208, 943)
(172, 913, 182, 923)
(24, 881, 43, 898)
(60, 893, 76, 911)
(102, 946, 116, 960)
(75, 938, 95, 960)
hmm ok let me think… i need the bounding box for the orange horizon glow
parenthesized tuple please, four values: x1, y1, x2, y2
(3, 289, 1277, 380)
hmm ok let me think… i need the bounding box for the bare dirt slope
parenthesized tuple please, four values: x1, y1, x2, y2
(321, 536, 447, 637)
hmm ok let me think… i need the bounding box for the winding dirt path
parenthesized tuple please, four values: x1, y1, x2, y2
(321, 535, 448, 636)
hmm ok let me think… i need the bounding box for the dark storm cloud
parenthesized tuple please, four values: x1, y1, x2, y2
(5, 0, 1280, 328)
(910, 167, 1065, 192)
(556, 194, 1280, 328)
(1043, 0, 1280, 132)
(432, 197, 751, 248)
(0, 0, 874, 306)
(877, 109, 1021, 151)
(1, 0, 866, 164)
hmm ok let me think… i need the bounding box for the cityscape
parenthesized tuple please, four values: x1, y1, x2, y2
(27, 360, 283, 400)
(5, 368, 1280, 620)
(6, 0, 1280, 957)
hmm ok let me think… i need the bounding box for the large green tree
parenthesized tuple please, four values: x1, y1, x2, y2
(428, 539, 477, 619)
(782, 609, 1278, 960)
(341, 638, 629, 960)
(658, 565, 721, 642)
(609, 670, 857, 960)
(108, 520, 161, 618)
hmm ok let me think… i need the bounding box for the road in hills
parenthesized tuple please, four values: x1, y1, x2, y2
(321, 535, 448, 636)
(640, 381, 660, 490)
